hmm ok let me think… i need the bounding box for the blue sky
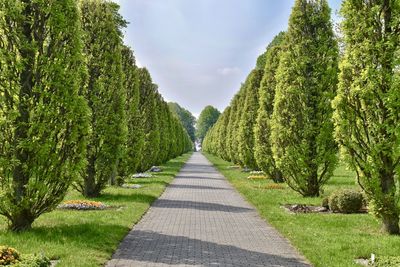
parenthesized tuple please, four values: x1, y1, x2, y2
(114, 0, 343, 117)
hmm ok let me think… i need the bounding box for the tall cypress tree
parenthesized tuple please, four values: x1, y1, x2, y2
(271, 0, 338, 197)
(118, 45, 143, 181)
(137, 68, 160, 171)
(333, 0, 400, 234)
(77, 0, 126, 197)
(0, 0, 89, 231)
(254, 32, 285, 182)
(238, 69, 264, 169)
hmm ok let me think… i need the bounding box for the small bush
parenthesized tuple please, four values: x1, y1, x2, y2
(0, 246, 20, 265)
(328, 189, 364, 213)
(15, 254, 50, 267)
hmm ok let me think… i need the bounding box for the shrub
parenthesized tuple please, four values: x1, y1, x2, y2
(0, 246, 20, 265)
(329, 189, 364, 213)
(15, 254, 50, 267)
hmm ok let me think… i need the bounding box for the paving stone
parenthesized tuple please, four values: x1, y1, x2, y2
(106, 152, 311, 267)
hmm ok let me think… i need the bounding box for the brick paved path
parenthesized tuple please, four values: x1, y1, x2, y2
(106, 152, 311, 267)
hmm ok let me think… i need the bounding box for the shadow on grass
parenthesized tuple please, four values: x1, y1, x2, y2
(96, 193, 158, 204)
(23, 223, 129, 252)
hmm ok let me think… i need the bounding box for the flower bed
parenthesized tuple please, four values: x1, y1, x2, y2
(247, 175, 267, 180)
(121, 184, 142, 189)
(263, 184, 285, 190)
(132, 173, 153, 178)
(58, 200, 107, 210)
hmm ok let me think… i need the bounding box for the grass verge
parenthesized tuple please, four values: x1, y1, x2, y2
(203, 152, 400, 267)
(0, 152, 192, 267)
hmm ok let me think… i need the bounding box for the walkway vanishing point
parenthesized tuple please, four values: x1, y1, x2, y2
(106, 152, 311, 267)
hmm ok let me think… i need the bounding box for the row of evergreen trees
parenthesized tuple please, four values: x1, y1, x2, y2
(0, 0, 192, 231)
(203, 0, 400, 234)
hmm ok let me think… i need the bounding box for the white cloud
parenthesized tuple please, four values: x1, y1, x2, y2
(217, 67, 240, 76)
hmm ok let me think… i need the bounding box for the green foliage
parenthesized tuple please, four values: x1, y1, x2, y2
(196, 106, 220, 144)
(0, 0, 89, 231)
(254, 32, 285, 182)
(328, 189, 364, 213)
(238, 69, 263, 169)
(271, 0, 338, 197)
(168, 102, 196, 143)
(15, 254, 51, 267)
(332, 0, 400, 234)
(76, 0, 126, 197)
(118, 45, 143, 180)
(137, 68, 160, 171)
(374, 256, 400, 267)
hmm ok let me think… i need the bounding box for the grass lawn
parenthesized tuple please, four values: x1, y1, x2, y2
(203, 152, 400, 267)
(0, 152, 192, 267)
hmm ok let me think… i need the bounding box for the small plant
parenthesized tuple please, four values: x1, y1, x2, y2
(0, 246, 20, 265)
(58, 200, 107, 210)
(328, 189, 364, 213)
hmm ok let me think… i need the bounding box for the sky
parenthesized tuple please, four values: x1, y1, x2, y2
(113, 0, 343, 117)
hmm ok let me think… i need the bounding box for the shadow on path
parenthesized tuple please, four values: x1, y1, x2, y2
(152, 199, 252, 213)
(112, 230, 310, 267)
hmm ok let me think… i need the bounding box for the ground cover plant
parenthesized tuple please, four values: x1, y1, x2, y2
(0, 153, 191, 267)
(204, 152, 400, 267)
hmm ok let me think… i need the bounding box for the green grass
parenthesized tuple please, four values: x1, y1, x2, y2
(0, 152, 192, 267)
(203, 152, 400, 267)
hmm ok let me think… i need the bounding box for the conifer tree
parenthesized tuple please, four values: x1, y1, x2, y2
(238, 69, 264, 169)
(333, 0, 400, 234)
(137, 68, 160, 171)
(77, 0, 126, 197)
(254, 32, 285, 182)
(271, 0, 339, 197)
(117, 45, 143, 181)
(0, 0, 88, 231)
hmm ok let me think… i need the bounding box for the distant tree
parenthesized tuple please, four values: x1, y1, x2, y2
(254, 32, 286, 183)
(271, 0, 339, 197)
(168, 102, 196, 143)
(77, 0, 126, 197)
(238, 69, 264, 169)
(196, 106, 221, 145)
(333, 0, 400, 234)
(0, 0, 89, 231)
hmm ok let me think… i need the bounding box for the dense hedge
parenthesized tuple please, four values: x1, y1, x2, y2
(203, 0, 400, 234)
(0, 0, 192, 231)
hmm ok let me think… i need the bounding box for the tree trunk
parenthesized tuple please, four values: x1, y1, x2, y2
(9, 210, 35, 232)
(273, 169, 284, 183)
(382, 215, 400, 235)
(305, 169, 319, 197)
(84, 155, 100, 197)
